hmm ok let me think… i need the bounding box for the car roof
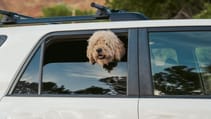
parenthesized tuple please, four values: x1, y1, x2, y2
(0, 19, 211, 34)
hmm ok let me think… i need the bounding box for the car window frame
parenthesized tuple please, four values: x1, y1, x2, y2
(7, 29, 139, 98)
(140, 26, 211, 98)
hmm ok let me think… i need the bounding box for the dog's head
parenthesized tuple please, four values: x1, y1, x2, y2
(87, 30, 125, 72)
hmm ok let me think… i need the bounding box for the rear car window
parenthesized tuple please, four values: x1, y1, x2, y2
(149, 31, 211, 96)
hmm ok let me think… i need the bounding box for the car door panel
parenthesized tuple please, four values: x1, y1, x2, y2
(140, 98, 211, 119)
(0, 97, 138, 119)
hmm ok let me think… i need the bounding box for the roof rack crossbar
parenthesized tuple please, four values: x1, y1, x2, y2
(0, 2, 148, 25)
(0, 10, 33, 19)
(15, 16, 101, 24)
(0, 10, 33, 24)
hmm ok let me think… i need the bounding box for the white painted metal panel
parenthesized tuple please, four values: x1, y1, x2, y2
(0, 97, 138, 119)
(139, 98, 211, 119)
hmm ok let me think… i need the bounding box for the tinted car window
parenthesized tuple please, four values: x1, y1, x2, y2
(13, 47, 41, 94)
(149, 31, 211, 96)
(0, 35, 7, 47)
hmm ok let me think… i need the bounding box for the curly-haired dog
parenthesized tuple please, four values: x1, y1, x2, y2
(87, 30, 125, 72)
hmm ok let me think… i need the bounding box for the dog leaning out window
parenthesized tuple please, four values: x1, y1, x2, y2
(87, 30, 126, 72)
(36, 31, 128, 96)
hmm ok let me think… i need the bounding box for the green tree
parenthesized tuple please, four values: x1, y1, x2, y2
(194, 3, 211, 18)
(42, 4, 71, 17)
(75, 9, 94, 16)
(42, 4, 94, 17)
(106, 0, 208, 19)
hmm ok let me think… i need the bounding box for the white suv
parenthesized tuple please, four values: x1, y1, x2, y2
(1, 3, 211, 119)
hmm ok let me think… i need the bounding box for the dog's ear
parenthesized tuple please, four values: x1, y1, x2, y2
(87, 51, 96, 65)
(114, 40, 125, 61)
(89, 58, 96, 64)
(87, 41, 96, 65)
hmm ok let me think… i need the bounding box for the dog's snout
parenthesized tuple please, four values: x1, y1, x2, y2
(96, 48, 102, 53)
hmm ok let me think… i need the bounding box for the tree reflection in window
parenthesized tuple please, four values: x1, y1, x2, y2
(202, 65, 211, 94)
(42, 63, 127, 96)
(153, 65, 203, 95)
(196, 47, 211, 94)
(149, 31, 211, 96)
(42, 76, 126, 95)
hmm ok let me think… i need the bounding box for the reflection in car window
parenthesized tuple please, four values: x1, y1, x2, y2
(151, 48, 178, 74)
(149, 31, 211, 96)
(13, 47, 41, 95)
(42, 62, 127, 95)
(196, 47, 211, 94)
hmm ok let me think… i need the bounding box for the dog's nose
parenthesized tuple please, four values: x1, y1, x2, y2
(96, 48, 102, 53)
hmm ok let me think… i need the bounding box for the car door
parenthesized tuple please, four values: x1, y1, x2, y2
(0, 29, 139, 119)
(139, 27, 211, 119)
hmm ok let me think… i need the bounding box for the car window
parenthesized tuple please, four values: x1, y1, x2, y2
(12, 31, 128, 96)
(13, 46, 41, 95)
(149, 31, 211, 96)
(0, 35, 7, 47)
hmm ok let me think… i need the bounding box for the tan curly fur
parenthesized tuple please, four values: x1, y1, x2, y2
(87, 30, 125, 72)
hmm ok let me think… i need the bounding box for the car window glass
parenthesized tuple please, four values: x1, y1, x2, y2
(151, 48, 178, 75)
(13, 47, 41, 95)
(43, 62, 127, 95)
(149, 31, 211, 96)
(196, 47, 211, 94)
(0, 35, 7, 47)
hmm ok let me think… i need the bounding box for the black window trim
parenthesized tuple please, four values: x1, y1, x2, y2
(38, 42, 45, 95)
(128, 29, 139, 96)
(138, 28, 153, 96)
(148, 26, 211, 32)
(141, 26, 211, 98)
(7, 29, 140, 98)
(0, 35, 7, 47)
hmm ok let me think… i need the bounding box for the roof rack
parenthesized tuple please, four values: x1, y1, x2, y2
(0, 2, 148, 25)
